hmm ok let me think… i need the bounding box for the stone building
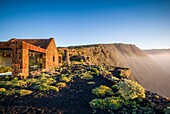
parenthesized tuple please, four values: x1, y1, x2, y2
(0, 38, 62, 78)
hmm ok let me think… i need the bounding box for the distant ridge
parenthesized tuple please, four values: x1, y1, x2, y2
(143, 49, 170, 55)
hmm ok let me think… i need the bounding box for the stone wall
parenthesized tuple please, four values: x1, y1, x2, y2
(0, 38, 60, 78)
(22, 41, 46, 78)
(11, 40, 22, 77)
(45, 38, 59, 68)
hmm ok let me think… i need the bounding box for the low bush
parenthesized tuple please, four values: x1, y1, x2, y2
(164, 106, 170, 114)
(35, 75, 56, 85)
(80, 73, 93, 80)
(107, 76, 119, 83)
(49, 86, 59, 92)
(33, 84, 59, 92)
(59, 76, 71, 82)
(56, 82, 66, 88)
(0, 67, 12, 73)
(116, 79, 145, 100)
(90, 68, 99, 74)
(11, 80, 27, 87)
(34, 92, 44, 98)
(33, 84, 48, 91)
(68, 74, 76, 80)
(87, 81, 96, 85)
(4, 89, 17, 96)
(25, 78, 37, 86)
(89, 96, 123, 110)
(0, 81, 13, 88)
(12, 77, 18, 81)
(0, 88, 6, 95)
(0, 89, 20, 96)
(0, 88, 6, 91)
(89, 95, 155, 113)
(2, 76, 10, 81)
(18, 89, 33, 96)
(92, 85, 114, 97)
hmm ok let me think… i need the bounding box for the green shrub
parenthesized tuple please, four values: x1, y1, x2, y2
(4, 80, 27, 88)
(35, 76, 56, 85)
(0, 67, 12, 73)
(18, 89, 33, 96)
(87, 81, 96, 85)
(31, 75, 57, 91)
(112, 84, 118, 89)
(0, 89, 19, 96)
(111, 76, 119, 81)
(104, 97, 123, 110)
(11, 80, 27, 87)
(0, 80, 27, 88)
(89, 98, 106, 109)
(91, 68, 99, 74)
(80, 73, 93, 80)
(33, 84, 59, 92)
(0, 88, 32, 96)
(89, 96, 123, 110)
(164, 106, 170, 114)
(5, 89, 17, 96)
(0, 81, 13, 88)
(108, 76, 119, 83)
(92, 85, 114, 97)
(2, 76, 10, 81)
(12, 77, 18, 81)
(116, 79, 145, 100)
(68, 74, 76, 79)
(0, 88, 6, 91)
(33, 84, 48, 91)
(56, 82, 66, 88)
(49, 86, 59, 92)
(48, 77, 56, 83)
(0, 88, 6, 95)
(25, 78, 37, 86)
(59, 76, 71, 82)
(35, 92, 44, 98)
(154, 95, 159, 99)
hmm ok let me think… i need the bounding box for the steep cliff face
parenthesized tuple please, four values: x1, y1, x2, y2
(58, 44, 170, 97)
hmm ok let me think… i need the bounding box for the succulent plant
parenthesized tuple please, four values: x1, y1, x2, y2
(92, 85, 114, 97)
(116, 79, 145, 100)
(89, 96, 123, 110)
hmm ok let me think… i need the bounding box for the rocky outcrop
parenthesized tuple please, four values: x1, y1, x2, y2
(58, 43, 170, 97)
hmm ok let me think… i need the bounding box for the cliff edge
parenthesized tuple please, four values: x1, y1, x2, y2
(59, 43, 170, 97)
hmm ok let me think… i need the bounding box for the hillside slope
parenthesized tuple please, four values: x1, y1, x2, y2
(59, 44, 170, 97)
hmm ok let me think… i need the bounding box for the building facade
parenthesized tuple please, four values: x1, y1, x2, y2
(0, 38, 62, 78)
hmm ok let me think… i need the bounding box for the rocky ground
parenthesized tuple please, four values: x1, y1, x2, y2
(0, 65, 170, 114)
(0, 75, 111, 114)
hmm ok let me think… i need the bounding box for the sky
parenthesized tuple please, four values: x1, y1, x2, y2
(0, 0, 170, 49)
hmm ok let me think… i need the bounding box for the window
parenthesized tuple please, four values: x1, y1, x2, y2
(53, 56, 55, 62)
(59, 56, 62, 63)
